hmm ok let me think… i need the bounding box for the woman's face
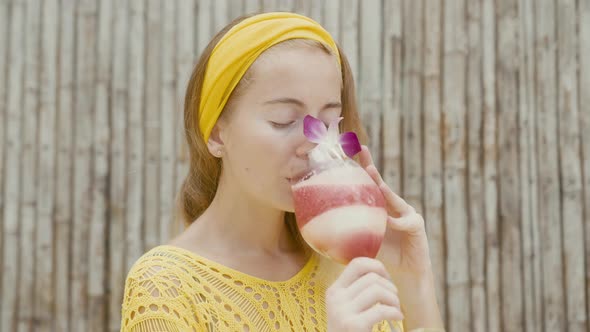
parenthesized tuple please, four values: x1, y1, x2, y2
(214, 44, 342, 212)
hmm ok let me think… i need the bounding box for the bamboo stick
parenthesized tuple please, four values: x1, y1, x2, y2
(71, 0, 98, 329)
(229, 0, 243, 20)
(323, 0, 340, 43)
(88, 0, 112, 330)
(496, 0, 524, 330)
(294, 0, 311, 17)
(382, 0, 402, 201)
(481, 1, 500, 331)
(1, 0, 25, 331)
(340, 0, 359, 82)
(556, 0, 587, 330)
(197, 0, 212, 56)
(108, 0, 129, 330)
(0, 2, 7, 280)
(243, 0, 259, 15)
(18, 0, 41, 330)
(261, 0, 277, 12)
(126, 0, 146, 271)
(144, 0, 162, 252)
(160, 0, 176, 245)
(534, 0, 566, 330)
(309, 0, 323, 24)
(213, 0, 229, 32)
(34, 0, 58, 330)
(175, 0, 195, 233)
(55, 1, 76, 330)
(400, 0, 423, 212)
(578, 0, 590, 328)
(422, 0, 446, 323)
(442, 0, 470, 330)
(359, 0, 383, 169)
(517, 0, 542, 330)
(277, 0, 294, 12)
(466, 0, 485, 330)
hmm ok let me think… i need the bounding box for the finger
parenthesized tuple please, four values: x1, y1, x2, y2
(331, 257, 390, 289)
(365, 164, 383, 187)
(353, 284, 400, 312)
(387, 214, 424, 232)
(379, 182, 415, 217)
(357, 303, 404, 327)
(362, 157, 415, 217)
(358, 145, 375, 170)
(345, 272, 398, 299)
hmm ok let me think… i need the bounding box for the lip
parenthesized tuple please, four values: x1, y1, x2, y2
(287, 169, 315, 185)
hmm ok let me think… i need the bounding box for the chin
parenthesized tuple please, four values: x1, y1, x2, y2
(278, 191, 296, 213)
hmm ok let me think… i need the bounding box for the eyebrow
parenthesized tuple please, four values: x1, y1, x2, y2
(263, 97, 342, 110)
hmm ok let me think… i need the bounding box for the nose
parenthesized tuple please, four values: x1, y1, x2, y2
(295, 140, 316, 159)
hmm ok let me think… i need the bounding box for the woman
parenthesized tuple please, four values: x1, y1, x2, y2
(121, 12, 445, 332)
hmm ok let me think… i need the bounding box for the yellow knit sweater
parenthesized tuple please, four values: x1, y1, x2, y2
(120, 245, 438, 332)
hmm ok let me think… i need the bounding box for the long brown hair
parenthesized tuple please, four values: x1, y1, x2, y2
(177, 14, 368, 247)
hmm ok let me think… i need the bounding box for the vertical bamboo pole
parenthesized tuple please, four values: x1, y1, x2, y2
(534, 0, 565, 330)
(243, 0, 259, 14)
(144, 0, 162, 252)
(422, 0, 446, 322)
(55, 1, 76, 330)
(0, 4, 7, 296)
(578, 0, 590, 328)
(400, 0, 423, 212)
(359, 0, 383, 167)
(126, 0, 146, 271)
(71, 0, 97, 329)
(261, 0, 277, 12)
(323, 0, 340, 43)
(340, 0, 359, 82)
(108, 0, 129, 330)
(175, 0, 195, 233)
(88, 0, 112, 330)
(228, 0, 243, 19)
(34, 0, 58, 330)
(442, 0, 470, 330)
(1, 0, 25, 330)
(496, 0, 524, 330)
(213, 0, 229, 32)
(517, 0, 542, 330)
(466, 0, 485, 330)
(481, 1, 500, 331)
(160, 0, 176, 244)
(309, 0, 323, 24)
(556, 0, 587, 330)
(18, 0, 41, 330)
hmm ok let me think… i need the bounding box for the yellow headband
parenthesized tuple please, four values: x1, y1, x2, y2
(198, 12, 341, 141)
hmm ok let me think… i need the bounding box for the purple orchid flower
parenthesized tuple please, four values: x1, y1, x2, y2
(303, 115, 361, 158)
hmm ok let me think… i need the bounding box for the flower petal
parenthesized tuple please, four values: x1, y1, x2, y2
(303, 115, 327, 143)
(339, 132, 361, 157)
(327, 117, 344, 138)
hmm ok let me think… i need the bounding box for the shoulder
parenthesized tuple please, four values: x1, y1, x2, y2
(121, 246, 207, 331)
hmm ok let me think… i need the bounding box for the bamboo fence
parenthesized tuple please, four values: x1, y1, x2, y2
(0, 0, 588, 331)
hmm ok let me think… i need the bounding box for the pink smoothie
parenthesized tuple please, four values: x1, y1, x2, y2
(293, 184, 386, 227)
(291, 165, 388, 264)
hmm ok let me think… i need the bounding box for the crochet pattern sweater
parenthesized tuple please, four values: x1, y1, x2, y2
(120, 245, 410, 332)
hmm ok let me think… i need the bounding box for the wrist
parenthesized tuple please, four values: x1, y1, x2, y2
(393, 269, 444, 330)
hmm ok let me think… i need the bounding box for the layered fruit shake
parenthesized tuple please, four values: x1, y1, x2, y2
(292, 160, 388, 264)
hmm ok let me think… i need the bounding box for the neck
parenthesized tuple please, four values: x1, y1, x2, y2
(193, 174, 301, 256)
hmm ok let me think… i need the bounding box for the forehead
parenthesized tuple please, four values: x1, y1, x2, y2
(245, 43, 342, 94)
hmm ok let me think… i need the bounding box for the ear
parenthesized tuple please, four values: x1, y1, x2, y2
(206, 122, 226, 158)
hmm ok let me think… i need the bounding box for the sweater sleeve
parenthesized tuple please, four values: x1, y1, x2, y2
(120, 254, 208, 332)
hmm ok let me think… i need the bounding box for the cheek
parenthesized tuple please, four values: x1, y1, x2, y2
(232, 132, 288, 177)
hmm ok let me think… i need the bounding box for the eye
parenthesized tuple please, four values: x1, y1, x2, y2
(270, 121, 296, 129)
